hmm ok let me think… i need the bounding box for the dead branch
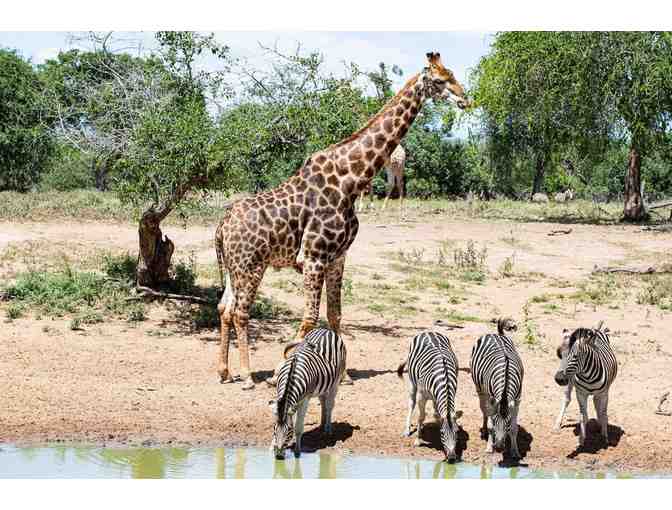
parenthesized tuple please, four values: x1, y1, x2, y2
(656, 392, 671, 416)
(548, 228, 573, 236)
(641, 225, 672, 233)
(592, 264, 663, 275)
(434, 319, 466, 330)
(126, 286, 215, 305)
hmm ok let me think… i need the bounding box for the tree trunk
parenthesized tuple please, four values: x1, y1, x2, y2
(136, 209, 175, 288)
(532, 153, 546, 195)
(623, 144, 646, 221)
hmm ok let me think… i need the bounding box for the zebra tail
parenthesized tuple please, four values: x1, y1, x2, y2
(397, 362, 406, 379)
(283, 342, 302, 359)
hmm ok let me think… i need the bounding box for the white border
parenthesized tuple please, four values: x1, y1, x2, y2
(1, 0, 672, 30)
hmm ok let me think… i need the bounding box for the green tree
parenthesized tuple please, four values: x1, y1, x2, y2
(0, 48, 53, 191)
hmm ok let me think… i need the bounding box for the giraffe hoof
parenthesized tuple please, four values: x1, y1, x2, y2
(241, 377, 255, 390)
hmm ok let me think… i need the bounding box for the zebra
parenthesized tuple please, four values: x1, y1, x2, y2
(397, 330, 462, 462)
(554, 326, 618, 447)
(470, 318, 524, 458)
(269, 328, 347, 460)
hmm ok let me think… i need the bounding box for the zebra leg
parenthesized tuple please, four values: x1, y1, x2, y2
(414, 395, 428, 446)
(477, 393, 489, 439)
(554, 381, 573, 431)
(432, 399, 441, 423)
(576, 390, 589, 447)
(320, 388, 337, 435)
(403, 383, 417, 437)
(509, 400, 521, 459)
(293, 399, 310, 458)
(594, 392, 609, 446)
(485, 415, 495, 454)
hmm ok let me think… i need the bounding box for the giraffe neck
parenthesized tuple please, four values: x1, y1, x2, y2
(328, 73, 428, 199)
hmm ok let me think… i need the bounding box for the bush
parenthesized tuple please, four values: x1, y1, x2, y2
(39, 145, 95, 191)
(102, 253, 137, 283)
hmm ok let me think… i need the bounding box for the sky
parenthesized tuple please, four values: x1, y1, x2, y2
(0, 31, 495, 136)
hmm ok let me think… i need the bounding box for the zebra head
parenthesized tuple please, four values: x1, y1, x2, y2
(487, 398, 514, 449)
(440, 410, 463, 462)
(269, 399, 294, 460)
(555, 328, 595, 386)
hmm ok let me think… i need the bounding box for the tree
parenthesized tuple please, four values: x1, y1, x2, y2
(591, 32, 672, 220)
(472, 31, 672, 219)
(0, 48, 53, 191)
(471, 32, 602, 196)
(39, 42, 164, 190)
(41, 32, 233, 287)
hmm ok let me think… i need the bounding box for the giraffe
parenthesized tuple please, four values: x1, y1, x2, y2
(357, 144, 407, 214)
(215, 52, 469, 390)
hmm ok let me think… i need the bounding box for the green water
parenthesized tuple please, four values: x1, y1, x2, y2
(0, 445, 661, 479)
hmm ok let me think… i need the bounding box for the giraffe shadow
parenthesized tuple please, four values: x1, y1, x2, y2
(343, 322, 416, 339)
(415, 423, 470, 461)
(566, 420, 624, 458)
(298, 422, 360, 453)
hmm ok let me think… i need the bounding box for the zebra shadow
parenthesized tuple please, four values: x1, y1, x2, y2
(348, 368, 395, 381)
(566, 420, 624, 458)
(298, 422, 360, 453)
(497, 426, 533, 468)
(415, 423, 470, 461)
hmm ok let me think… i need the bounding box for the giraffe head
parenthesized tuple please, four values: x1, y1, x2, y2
(424, 52, 469, 109)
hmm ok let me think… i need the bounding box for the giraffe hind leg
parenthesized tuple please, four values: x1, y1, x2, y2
(217, 273, 236, 384)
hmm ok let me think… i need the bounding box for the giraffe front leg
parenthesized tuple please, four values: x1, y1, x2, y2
(296, 257, 326, 340)
(325, 256, 352, 385)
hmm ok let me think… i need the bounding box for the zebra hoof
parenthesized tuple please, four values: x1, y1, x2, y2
(402, 430, 412, 438)
(241, 378, 255, 391)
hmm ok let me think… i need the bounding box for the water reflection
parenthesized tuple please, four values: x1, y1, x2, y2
(0, 445, 662, 479)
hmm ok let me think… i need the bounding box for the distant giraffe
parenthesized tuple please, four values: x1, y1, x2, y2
(215, 52, 469, 389)
(357, 144, 407, 213)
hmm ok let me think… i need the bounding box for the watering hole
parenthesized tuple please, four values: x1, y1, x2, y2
(0, 445, 665, 479)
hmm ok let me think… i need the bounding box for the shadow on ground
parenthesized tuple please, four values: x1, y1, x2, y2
(300, 422, 360, 452)
(566, 419, 624, 458)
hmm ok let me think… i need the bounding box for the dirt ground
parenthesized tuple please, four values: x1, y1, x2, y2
(1, 206, 672, 474)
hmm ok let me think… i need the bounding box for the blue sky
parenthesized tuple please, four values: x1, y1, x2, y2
(0, 31, 494, 87)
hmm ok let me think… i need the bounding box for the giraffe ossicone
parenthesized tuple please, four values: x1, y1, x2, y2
(214, 52, 469, 389)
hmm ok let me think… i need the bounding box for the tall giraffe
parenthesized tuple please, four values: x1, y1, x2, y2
(357, 144, 407, 213)
(215, 52, 468, 389)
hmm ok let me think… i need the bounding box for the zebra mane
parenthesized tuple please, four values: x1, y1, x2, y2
(276, 348, 300, 423)
(569, 327, 596, 349)
(440, 355, 453, 427)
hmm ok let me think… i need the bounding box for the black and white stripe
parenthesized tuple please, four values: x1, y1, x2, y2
(470, 319, 524, 458)
(270, 328, 346, 459)
(555, 327, 617, 447)
(397, 331, 461, 461)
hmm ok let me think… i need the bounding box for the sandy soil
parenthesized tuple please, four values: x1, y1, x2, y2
(1, 211, 672, 474)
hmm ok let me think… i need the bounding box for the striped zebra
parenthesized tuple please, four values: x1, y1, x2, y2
(554, 326, 618, 447)
(470, 318, 524, 458)
(397, 331, 461, 461)
(269, 328, 347, 460)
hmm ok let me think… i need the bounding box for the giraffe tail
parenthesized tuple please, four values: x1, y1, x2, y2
(214, 221, 226, 290)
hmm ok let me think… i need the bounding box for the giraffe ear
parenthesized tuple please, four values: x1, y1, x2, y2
(426, 52, 434, 60)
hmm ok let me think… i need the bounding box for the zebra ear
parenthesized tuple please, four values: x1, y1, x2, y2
(453, 410, 463, 421)
(268, 399, 278, 415)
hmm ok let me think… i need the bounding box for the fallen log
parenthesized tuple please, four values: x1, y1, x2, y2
(648, 200, 672, 210)
(592, 265, 659, 275)
(126, 286, 215, 305)
(548, 228, 573, 236)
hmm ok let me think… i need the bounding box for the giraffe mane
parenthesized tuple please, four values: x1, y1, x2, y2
(325, 73, 422, 151)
